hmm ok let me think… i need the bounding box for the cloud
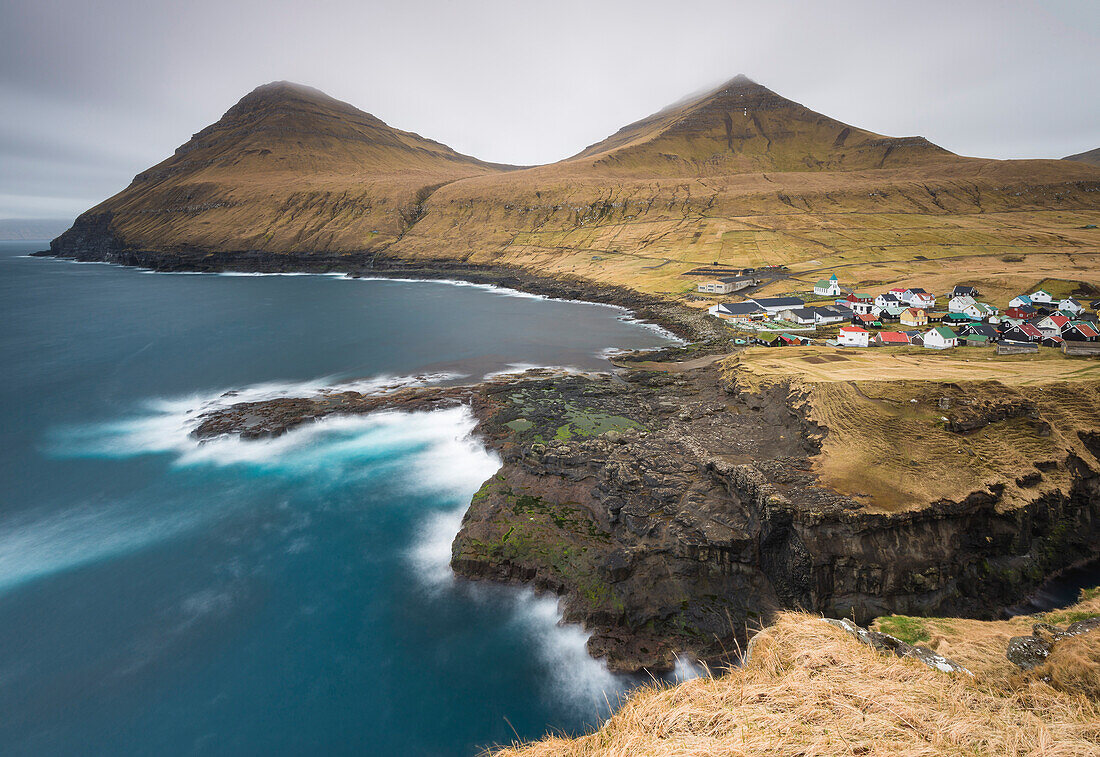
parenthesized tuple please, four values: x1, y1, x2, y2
(2, 0, 1098, 218)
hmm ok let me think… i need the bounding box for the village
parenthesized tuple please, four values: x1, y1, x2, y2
(701, 272, 1100, 354)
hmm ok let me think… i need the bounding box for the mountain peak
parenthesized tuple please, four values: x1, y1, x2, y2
(568, 74, 951, 172)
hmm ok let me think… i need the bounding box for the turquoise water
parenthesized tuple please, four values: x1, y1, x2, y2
(0, 242, 681, 756)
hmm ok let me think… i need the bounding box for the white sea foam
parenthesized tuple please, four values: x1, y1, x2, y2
(0, 498, 198, 593)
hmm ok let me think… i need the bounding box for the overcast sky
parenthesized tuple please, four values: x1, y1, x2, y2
(1, 0, 1097, 220)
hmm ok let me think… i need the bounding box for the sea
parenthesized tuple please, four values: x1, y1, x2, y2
(0, 241, 686, 756)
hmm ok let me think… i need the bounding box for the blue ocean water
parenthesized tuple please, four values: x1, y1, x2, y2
(0, 242, 683, 756)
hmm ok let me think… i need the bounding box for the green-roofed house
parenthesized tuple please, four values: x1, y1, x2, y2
(923, 326, 958, 349)
(813, 274, 842, 297)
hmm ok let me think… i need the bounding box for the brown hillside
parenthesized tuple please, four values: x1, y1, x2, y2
(1064, 147, 1100, 167)
(53, 81, 513, 255)
(566, 74, 953, 175)
(51, 78, 1100, 295)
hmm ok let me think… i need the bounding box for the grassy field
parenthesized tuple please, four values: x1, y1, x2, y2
(724, 347, 1100, 511)
(494, 588, 1100, 757)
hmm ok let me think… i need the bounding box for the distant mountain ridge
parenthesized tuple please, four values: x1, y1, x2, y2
(1063, 147, 1100, 166)
(566, 75, 952, 174)
(50, 81, 515, 259)
(47, 77, 1100, 294)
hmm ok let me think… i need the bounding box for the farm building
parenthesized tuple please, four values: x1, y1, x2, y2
(750, 296, 806, 315)
(710, 302, 765, 320)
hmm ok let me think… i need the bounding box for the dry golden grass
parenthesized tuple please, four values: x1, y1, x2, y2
(1023, 634, 1100, 700)
(729, 345, 1100, 388)
(872, 591, 1100, 686)
(722, 347, 1100, 510)
(493, 610, 1100, 757)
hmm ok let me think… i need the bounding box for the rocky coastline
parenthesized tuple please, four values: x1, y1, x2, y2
(36, 236, 1100, 674)
(189, 360, 1100, 674)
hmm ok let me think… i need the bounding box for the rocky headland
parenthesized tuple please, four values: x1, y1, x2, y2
(190, 356, 1100, 673)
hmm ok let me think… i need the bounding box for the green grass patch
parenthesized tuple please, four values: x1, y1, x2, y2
(875, 615, 931, 645)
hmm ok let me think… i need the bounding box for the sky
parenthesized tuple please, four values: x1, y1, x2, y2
(1, 0, 1097, 220)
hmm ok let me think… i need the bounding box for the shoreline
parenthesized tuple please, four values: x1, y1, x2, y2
(32, 247, 723, 345)
(30, 245, 1100, 674)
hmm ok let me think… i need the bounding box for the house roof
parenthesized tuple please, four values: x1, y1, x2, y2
(840, 325, 868, 333)
(1011, 323, 1043, 338)
(901, 307, 926, 317)
(929, 326, 957, 339)
(952, 285, 978, 295)
(750, 297, 805, 309)
(963, 323, 997, 338)
(965, 334, 990, 343)
(787, 308, 819, 319)
(1070, 321, 1100, 338)
(717, 302, 765, 316)
(814, 280, 832, 289)
(879, 331, 909, 344)
(829, 274, 838, 280)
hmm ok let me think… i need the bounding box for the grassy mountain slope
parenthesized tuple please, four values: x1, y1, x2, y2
(388, 77, 1099, 294)
(1064, 147, 1100, 167)
(52, 81, 513, 255)
(50, 78, 1100, 297)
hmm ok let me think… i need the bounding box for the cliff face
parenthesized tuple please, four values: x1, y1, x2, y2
(450, 366, 1100, 672)
(186, 358, 1100, 674)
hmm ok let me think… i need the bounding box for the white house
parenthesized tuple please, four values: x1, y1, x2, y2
(779, 308, 819, 325)
(875, 293, 903, 310)
(1059, 298, 1084, 315)
(923, 326, 958, 349)
(813, 274, 842, 297)
(837, 325, 870, 347)
(1009, 295, 1033, 308)
(1030, 289, 1054, 304)
(814, 306, 849, 325)
(962, 302, 997, 321)
(948, 295, 977, 313)
(904, 289, 936, 309)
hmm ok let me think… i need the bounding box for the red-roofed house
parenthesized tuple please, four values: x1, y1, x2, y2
(877, 331, 910, 345)
(1001, 322, 1043, 342)
(837, 325, 870, 347)
(1063, 321, 1100, 342)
